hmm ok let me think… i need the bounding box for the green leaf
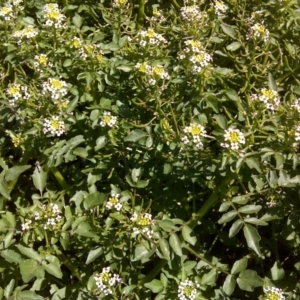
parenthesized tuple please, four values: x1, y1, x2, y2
(231, 256, 248, 275)
(63, 59, 72, 67)
(244, 218, 268, 226)
(274, 153, 284, 169)
(32, 167, 47, 194)
(229, 219, 243, 238)
(218, 210, 238, 224)
(158, 219, 176, 232)
(201, 269, 218, 285)
(17, 245, 42, 262)
(220, 23, 237, 38)
(238, 205, 262, 214)
(237, 269, 263, 291)
(243, 224, 261, 255)
(5, 165, 31, 181)
(1, 249, 22, 263)
(20, 259, 38, 283)
(182, 225, 197, 245)
(43, 263, 63, 279)
(159, 238, 170, 261)
(226, 42, 241, 51)
(95, 136, 106, 151)
(270, 261, 285, 281)
(84, 192, 106, 209)
(169, 233, 182, 256)
(4, 279, 15, 299)
(86, 247, 103, 265)
(136, 180, 149, 188)
(124, 129, 148, 142)
(132, 244, 155, 262)
(268, 73, 277, 91)
(223, 275, 236, 296)
(72, 13, 83, 28)
(214, 114, 227, 129)
(232, 196, 248, 205)
(245, 158, 262, 173)
(225, 89, 239, 101)
(0, 180, 10, 199)
(15, 290, 44, 300)
(219, 201, 231, 212)
(144, 279, 164, 293)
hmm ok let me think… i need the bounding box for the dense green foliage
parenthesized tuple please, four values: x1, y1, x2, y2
(0, 0, 300, 299)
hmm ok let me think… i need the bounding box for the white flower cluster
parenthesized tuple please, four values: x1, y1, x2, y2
(42, 3, 66, 28)
(79, 44, 103, 61)
(179, 40, 212, 73)
(148, 7, 166, 23)
(34, 54, 53, 72)
(221, 128, 245, 150)
(42, 78, 68, 100)
(214, 1, 228, 15)
(6, 83, 30, 105)
(178, 279, 200, 300)
(100, 111, 117, 127)
(21, 203, 63, 231)
(70, 37, 82, 49)
(291, 99, 300, 113)
(180, 5, 205, 22)
(251, 88, 280, 111)
(12, 26, 38, 43)
(43, 116, 65, 136)
(136, 29, 167, 47)
(295, 125, 300, 142)
(94, 267, 122, 296)
(113, 0, 128, 8)
(263, 286, 285, 300)
(106, 193, 122, 211)
(182, 123, 207, 149)
(21, 219, 32, 231)
(250, 23, 270, 42)
(135, 63, 170, 85)
(131, 212, 154, 238)
(0, 4, 14, 21)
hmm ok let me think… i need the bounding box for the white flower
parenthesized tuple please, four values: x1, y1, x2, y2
(178, 279, 200, 300)
(263, 286, 285, 300)
(291, 99, 300, 113)
(152, 65, 170, 80)
(106, 193, 122, 210)
(182, 124, 207, 149)
(6, 83, 30, 105)
(250, 23, 270, 42)
(34, 54, 52, 71)
(42, 3, 66, 28)
(12, 26, 38, 42)
(70, 37, 82, 49)
(42, 78, 68, 100)
(79, 44, 102, 60)
(181, 5, 204, 22)
(136, 29, 167, 46)
(295, 125, 300, 141)
(21, 219, 32, 231)
(252, 88, 280, 111)
(0, 4, 14, 21)
(100, 111, 117, 127)
(221, 128, 245, 150)
(94, 267, 122, 295)
(131, 212, 154, 238)
(190, 52, 212, 73)
(43, 116, 65, 136)
(214, 1, 228, 15)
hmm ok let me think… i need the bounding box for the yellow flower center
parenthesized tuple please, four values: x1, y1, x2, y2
(184, 286, 194, 296)
(137, 216, 151, 226)
(50, 119, 60, 130)
(116, 0, 127, 5)
(23, 27, 36, 35)
(153, 66, 164, 76)
(46, 4, 57, 11)
(103, 115, 112, 124)
(108, 197, 119, 205)
(100, 272, 111, 283)
(12, 136, 21, 147)
(49, 11, 60, 20)
(194, 53, 205, 62)
(96, 54, 103, 61)
(153, 8, 158, 15)
(50, 79, 63, 90)
(138, 64, 147, 73)
(84, 45, 95, 54)
(262, 89, 275, 99)
(147, 29, 156, 38)
(72, 39, 81, 48)
(190, 125, 202, 136)
(8, 86, 20, 95)
(228, 132, 240, 143)
(38, 56, 47, 65)
(1, 7, 11, 14)
(191, 40, 201, 48)
(256, 24, 267, 34)
(266, 292, 280, 300)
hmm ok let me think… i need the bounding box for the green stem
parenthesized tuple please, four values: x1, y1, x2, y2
(137, 0, 145, 28)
